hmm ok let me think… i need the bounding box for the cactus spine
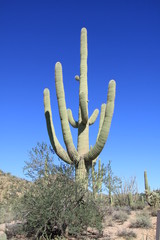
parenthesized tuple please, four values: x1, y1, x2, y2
(43, 28, 116, 187)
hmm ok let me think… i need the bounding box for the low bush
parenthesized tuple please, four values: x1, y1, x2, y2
(15, 172, 104, 239)
(118, 229, 137, 239)
(131, 201, 145, 210)
(149, 206, 160, 217)
(0, 203, 16, 224)
(13, 143, 105, 239)
(129, 212, 152, 229)
(112, 210, 128, 223)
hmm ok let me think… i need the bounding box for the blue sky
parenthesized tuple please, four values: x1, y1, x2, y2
(0, 0, 160, 193)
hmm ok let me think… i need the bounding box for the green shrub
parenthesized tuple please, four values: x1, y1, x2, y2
(14, 142, 104, 239)
(16, 173, 104, 238)
(0, 203, 16, 224)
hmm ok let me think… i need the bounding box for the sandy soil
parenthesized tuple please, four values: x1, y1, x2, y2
(100, 209, 157, 240)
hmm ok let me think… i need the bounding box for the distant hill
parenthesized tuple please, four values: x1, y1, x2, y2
(0, 169, 31, 204)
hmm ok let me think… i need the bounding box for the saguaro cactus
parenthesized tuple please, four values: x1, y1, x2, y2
(144, 170, 159, 207)
(144, 170, 150, 201)
(43, 28, 116, 186)
(92, 159, 103, 198)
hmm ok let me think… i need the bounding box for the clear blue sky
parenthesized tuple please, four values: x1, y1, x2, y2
(0, 0, 160, 193)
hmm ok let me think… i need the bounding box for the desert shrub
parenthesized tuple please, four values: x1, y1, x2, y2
(14, 142, 104, 239)
(16, 171, 103, 238)
(150, 207, 159, 217)
(115, 206, 131, 215)
(131, 201, 145, 210)
(114, 176, 138, 207)
(103, 160, 122, 205)
(0, 203, 16, 224)
(118, 229, 137, 239)
(112, 210, 128, 223)
(129, 212, 152, 229)
(105, 206, 115, 215)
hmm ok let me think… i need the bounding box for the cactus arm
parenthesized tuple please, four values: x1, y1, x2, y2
(89, 109, 99, 125)
(144, 170, 149, 191)
(144, 170, 150, 202)
(92, 162, 96, 197)
(43, 89, 72, 164)
(67, 109, 78, 128)
(55, 62, 80, 163)
(97, 104, 106, 138)
(84, 80, 116, 161)
(97, 159, 101, 183)
(92, 159, 102, 198)
(97, 159, 103, 194)
(89, 105, 105, 165)
(79, 28, 88, 124)
(79, 92, 88, 124)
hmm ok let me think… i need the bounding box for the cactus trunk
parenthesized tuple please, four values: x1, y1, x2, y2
(108, 173, 112, 205)
(144, 170, 149, 202)
(75, 159, 88, 188)
(43, 28, 116, 190)
(92, 159, 103, 198)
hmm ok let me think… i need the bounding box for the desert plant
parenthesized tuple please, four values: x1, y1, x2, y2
(128, 192, 133, 207)
(114, 176, 138, 206)
(15, 143, 104, 239)
(103, 160, 121, 205)
(129, 212, 152, 229)
(43, 27, 116, 188)
(148, 191, 160, 207)
(118, 229, 137, 239)
(130, 201, 145, 210)
(150, 206, 159, 216)
(17, 170, 103, 238)
(144, 170, 150, 203)
(0, 203, 16, 224)
(23, 142, 55, 181)
(91, 159, 104, 198)
(144, 171, 160, 207)
(112, 209, 129, 224)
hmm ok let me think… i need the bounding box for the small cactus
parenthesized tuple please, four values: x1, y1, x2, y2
(92, 159, 103, 198)
(128, 192, 133, 207)
(144, 170, 150, 202)
(144, 170, 160, 207)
